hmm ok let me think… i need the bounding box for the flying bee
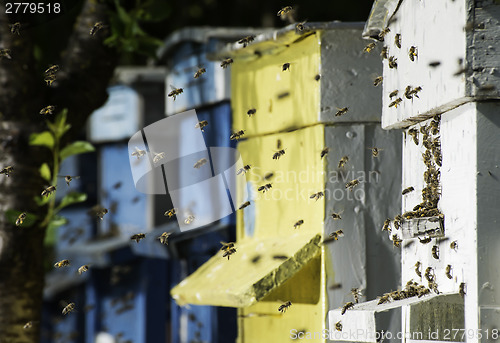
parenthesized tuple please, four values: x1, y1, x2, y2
(164, 208, 177, 217)
(237, 35, 255, 48)
(445, 265, 453, 279)
(410, 86, 422, 98)
(389, 90, 399, 99)
(295, 21, 307, 32)
(432, 245, 440, 259)
(230, 130, 245, 140)
(273, 149, 286, 160)
(131, 146, 146, 159)
(363, 42, 376, 53)
(238, 201, 251, 210)
(91, 206, 108, 220)
(278, 300, 292, 313)
(41, 186, 56, 197)
(374, 76, 383, 86)
(388, 56, 398, 69)
(44, 73, 56, 86)
(40, 105, 56, 115)
(335, 321, 342, 331)
(168, 85, 183, 101)
(193, 158, 208, 169)
(184, 215, 195, 224)
(90, 21, 106, 35)
(459, 282, 466, 298)
(58, 175, 80, 186)
(330, 229, 344, 241)
(394, 34, 401, 48)
(330, 210, 342, 220)
(368, 147, 382, 157)
(402, 186, 414, 195)
(380, 46, 388, 59)
(378, 27, 390, 40)
(424, 267, 435, 282)
(220, 241, 235, 251)
(10, 22, 21, 35)
(54, 259, 70, 268)
(392, 234, 402, 247)
(195, 120, 208, 132)
(193, 67, 206, 79)
(237, 165, 251, 175)
(415, 261, 422, 277)
(264, 172, 274, 180)
(393, 214, 403, 230)
(335, 107, 349, 117)
(345, 179, 360, 191)
(378, 293, 391, 305)
(341, 302, 354, 315)
(130, 233, 146, 243)
(408, 128, 419, 145)
(282, 62, 291, 72)
(382, 218, 391, 231)
(428, 280, 439, 294)
(0, 48, 12, 59)
(351, 288, 363, 303)
(338, 155, 349, 169)
(258, 183, 272, 193)
(277, 6, 292, 17)
(220, 58, 233, 68)
(450, 240, 458, 251)
(62, 303, 75, 315)
(16, 212, 26, 227)
(152, 152, 165, 163)
(404, 86, 414, 100)
(310, 191, 324, 201)
(45, 64, 59, 75)
(293, 219, 304, 229)
(389, 98, 402, 108)
(78, 265, 89, 274)
(223, 247, 237, 260)
(157, 232, 172, 245)
(409, 46, 418, 61)
(320, 147, 329, 159)
(418, 236, 432, 244)
(247, 108, 256, 117)
(0, 165, 13, 177)
(23, 321, 33, 329)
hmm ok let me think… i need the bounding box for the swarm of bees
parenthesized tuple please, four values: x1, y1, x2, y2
(131, 233, 146, 243)
(157, 232, 172, 245)
(377, 281, 431, 305)
(54, 259, 70, 268)
(168, 85, 183, 101)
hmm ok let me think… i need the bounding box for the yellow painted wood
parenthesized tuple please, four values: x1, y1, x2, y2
(231, 32, 321, 137)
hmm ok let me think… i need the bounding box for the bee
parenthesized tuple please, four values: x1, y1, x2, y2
(314, 74, 321, 81)
(220, 241, 235, 251)
(45, 65, 59, 75)
(247, 108, 256, 117)
(418, 236, 432, 244)
(94, 206, 108, 220)
(130, 233, 146, 243)
(0, 166, 13, 177)
(374, 76, 383, 86)
(90, 22, 106, 35)
(450, 240, 458, 250)
(392, 234, 402, 247)
(330, 230, 344, 241)
(363, 42, 376, 53)
(258, 183, 272, 193)
(351, 288, 363, 303)
(0, 48, 12, 59)
(335, 321, 342, 331)
(193, 67, 206, 79)
(184, 215, 195, 224)
(230, 130, 246, 140)
(272, 149, 286, 160)
(402, 186, 414, 195)
(415, 261, 422, 277)
(58, 175, 80, 186)
(295, 21, 307, 32)
(410, 86, 422, 98)
(193, 158, 208, 169)
(223, 247, 237, 260)
(131, 146, 146, 159)
(151, 151, 165, 164)
(459, 282, 466, 298)
(388, 56, 398, 69)
(445, 265, 453, 279)
(424, 267, 435, 282)
(368, 147, 382, 157)
(195, 120, 208, 132)
(378, 293, 391, 305)
(237, 35, 255, 48)
(16, 212, 26, 227)
(404, 86, 414, 100)
(168, 85, 183, 101)
(330, 210, 342, 220)
(429, 61, 441, 68)
(40, 105, 56, 115)
(409, 46, 418, 61)
(382, 219, 391, 231)
(432, 245, 439, 259)
(62, 303, 75, 315)
(282, 63, 291, 72)
(264, 172, 274, 180)
(277, 6, 292, 17)
(23, 321, 33, 329)
(394, 34, 401, 48)
(341, 302, 354, 315)
(237, 165, 251, 175)
(389, 98, 402, 108)
(44, 73, 56, 86)
(345, 179, 360, 191)
(428, 281, 439, 294)
(78, 265, 89, 274)
(380, 46, 388, 59)
(389, 90, 399, 99)
(393, 214, 403, 230)
(408, 128, 419, 145)
(310, 191, 324, 201)
(220, 58, 233, 68)
(41, 185, 56, 197)
(10, 22, 21, 35)
(293, 219, 304, 229)
(378, 27, 390, 40)
(320, 147, 329, 159)
(276, 300, 292, 313)
(338, 155, 349, 169)
(54, 259, 70, 268)
(157, 232, 172, 245)
(335, 107, 349, 117)
(238, 201, 251, 210)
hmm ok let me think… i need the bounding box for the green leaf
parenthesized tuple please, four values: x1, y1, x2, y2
(5, 210, 38, 228)
(34, 195, 50, 206)
(55, 192, 87, 212)
(39, 163, 51, 182)
(29, 131, 55, 149)
(51, 109, 71, 139)
(60, 141, 95, 161)
(115, 0, 134, 25)
(45, 215, 68, 246)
